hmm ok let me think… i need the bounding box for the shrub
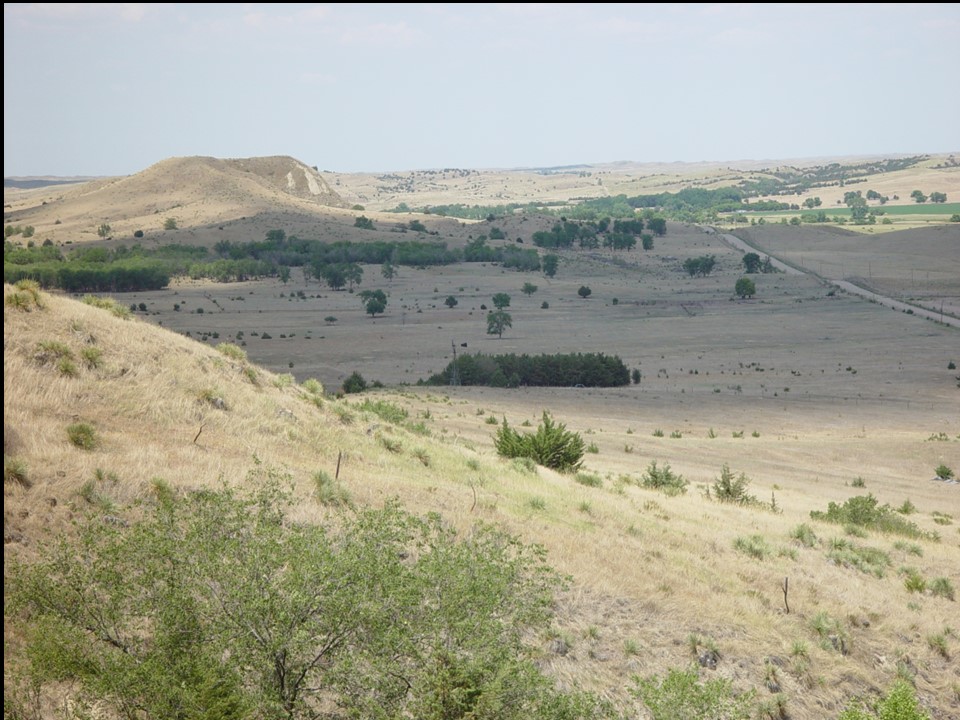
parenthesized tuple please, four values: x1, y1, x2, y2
(935, 464, 954, 480)
(640, 461, 687, 495)
(494, 412, 585, 472)
(313, 470, 351, 507)
(4, 456, 30, 487)
(826, 538, 890, 577)
(66, 422, 98, 450)
(342, 371, 368, 394)
(575, 471, 603, 488)
(930, 577, 955, 601)
(810, 494, 935, 540)
(789, 524, 818, 548)
(302, 378, 324, 396)
(711, 464, 757, 505)
(6, 479, 605, 720)
(734, 534, 771, 560)
(631, 666, 755, 720)
(356, 399, 408, 424)
(81, 346, 103, 369)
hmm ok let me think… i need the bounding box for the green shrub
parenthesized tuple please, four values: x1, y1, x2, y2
(494, 412, 585, 472)
(903, 568, 926, 593)
(272, 373, 295, 389)
(342, 371, 368, 394)
(356, 399, 408, 424)
(575, 471, 603, 488)
(790, 524, 819, 548)
(6, 478, 610, 720)
(81, 346, 103, 369)
(734, 534, 771, 560)
(930, 577, 955, 601)
(711, 464, 757, 505)
(4, 456, 30, 487)
(302, 378, 324, 396)
(313, 470, 351, 507)
(810, 494, 935, 540)
(631, 666, 755, 720)
(66, 423, 98, 450)
(640, 460, 687, 496)
(826, 538, 890, 577)
(935, 464, 954, 480)
(810, 611, 848, 654)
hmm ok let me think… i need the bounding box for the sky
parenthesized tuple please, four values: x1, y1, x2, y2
(4, 3, 960, 177)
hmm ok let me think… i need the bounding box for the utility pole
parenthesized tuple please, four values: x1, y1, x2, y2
(449, 340, 461, 386)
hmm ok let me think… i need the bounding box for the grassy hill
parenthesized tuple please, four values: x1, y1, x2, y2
(4, 151, 959, 717)
(5, 272, 958, 717)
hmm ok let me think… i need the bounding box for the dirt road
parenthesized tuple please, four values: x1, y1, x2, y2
(715, 230, 960, 329)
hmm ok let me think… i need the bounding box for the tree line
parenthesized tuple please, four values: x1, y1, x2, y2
(423, 351, 631, 388)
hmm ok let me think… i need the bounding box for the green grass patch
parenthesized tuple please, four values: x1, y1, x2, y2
(810, 494, 937, 540)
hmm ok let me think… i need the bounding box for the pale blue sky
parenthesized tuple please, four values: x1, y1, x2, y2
(4, 3, 959, 177)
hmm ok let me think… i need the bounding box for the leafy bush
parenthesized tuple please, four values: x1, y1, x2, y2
(935, 464, 954, 480)
(837, 679, 931, 719)
(640, 461, 687, 496)
(342, 371, 368, 394)
(632, 666, 755, 720)
(6, 476, 612, 719)
(711, 464, 757, 505)
(494, 412, 585, 472)
(356, 398, 408, 424)
(810, 494, 935, 540)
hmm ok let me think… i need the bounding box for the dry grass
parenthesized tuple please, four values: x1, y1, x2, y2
(5, 276, 959, 719)
(3, 153, 959, 717)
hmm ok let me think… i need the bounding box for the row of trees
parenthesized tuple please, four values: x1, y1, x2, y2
(423, 352, 631, 388)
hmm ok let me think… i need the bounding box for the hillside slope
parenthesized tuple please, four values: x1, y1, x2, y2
(2, 155, 349, 247)
(4, 283, 959, 718)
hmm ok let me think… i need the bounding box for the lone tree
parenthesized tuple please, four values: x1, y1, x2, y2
(444, 295, 458, 308)
(930, 191, 948, 203)
(492, 292, 511, 309)
(910, 190, 928, 204)
(354, 215, 375, 229)
(359, 289, 387, 317)
(735, 277, 756, 299)
(522, 282, 538, 296)
(487, 309, 512, 339)
(577, 286, 592, 299)
(742, 252, 762, 273)
(97, 223, 111, 239)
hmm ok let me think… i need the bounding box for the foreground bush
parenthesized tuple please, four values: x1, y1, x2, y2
(494, 412, 585, 472)
(6, 470, 613, 719)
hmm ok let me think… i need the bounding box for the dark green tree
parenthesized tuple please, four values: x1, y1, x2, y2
(578, 286, 592, 299)
(742, 252, 762, 273)
(355, 215, 375, 229)
(910, 190, 928, 204)
(929, 191, 947, 203)
(522, 282, 538, 296)
(492, 292, 511, 309)
(542, 254, 559, 278)
(444, 295, 458, 308)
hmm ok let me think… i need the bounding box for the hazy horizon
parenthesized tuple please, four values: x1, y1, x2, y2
(5, 3, 959, 177)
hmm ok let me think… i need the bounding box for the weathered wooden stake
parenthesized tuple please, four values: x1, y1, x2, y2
(782, 576, 790, 614)
(335, 450, 342, 480)
(193, 424, 204, 444)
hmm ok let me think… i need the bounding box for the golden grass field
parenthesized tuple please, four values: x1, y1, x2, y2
(4, 153, 960, 718)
